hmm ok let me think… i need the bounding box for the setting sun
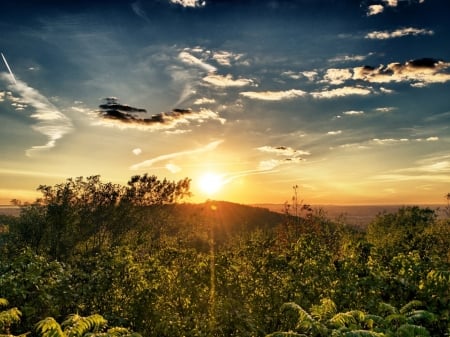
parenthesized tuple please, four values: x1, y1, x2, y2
(198, 173, 224, 196)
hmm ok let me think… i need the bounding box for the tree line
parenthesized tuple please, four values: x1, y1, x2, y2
(0, 175, 449, 337)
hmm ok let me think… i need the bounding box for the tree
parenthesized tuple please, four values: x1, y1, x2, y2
(35, 314, 141, 337)
(0, 298, 23, 336)
(9, 175, 191, 259)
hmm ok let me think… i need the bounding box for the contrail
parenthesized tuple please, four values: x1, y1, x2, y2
(1, 52, 17, 85)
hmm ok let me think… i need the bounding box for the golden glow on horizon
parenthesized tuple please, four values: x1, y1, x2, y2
(198, 172, 225, 196)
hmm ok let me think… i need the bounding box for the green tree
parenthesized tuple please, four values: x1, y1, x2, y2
(35, 314, 141, 337)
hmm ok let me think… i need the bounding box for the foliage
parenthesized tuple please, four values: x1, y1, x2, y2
(0, 181, 449, 337)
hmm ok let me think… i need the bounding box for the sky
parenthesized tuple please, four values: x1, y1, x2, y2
(1, 0, 450, 205)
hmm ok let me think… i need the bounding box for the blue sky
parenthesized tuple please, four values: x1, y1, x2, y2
(1, 0, 449, 205)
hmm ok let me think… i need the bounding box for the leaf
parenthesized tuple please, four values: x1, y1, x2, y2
(395, 324, 430, 337)
(343, 330, 386, 337)
(35, 317, 65, 337)
(399, 300, 423, 315)
(406, 310, 437, 324)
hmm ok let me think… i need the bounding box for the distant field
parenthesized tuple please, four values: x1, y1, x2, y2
(1, 203, 446, 228)
(0, 205, 20, 216)
(252, 204, 446, 227)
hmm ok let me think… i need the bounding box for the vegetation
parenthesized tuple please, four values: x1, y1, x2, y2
(0, 176, 449, 337)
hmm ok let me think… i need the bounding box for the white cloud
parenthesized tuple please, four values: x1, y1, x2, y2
(132, 148, 142, 155)
(257, 145, 310, 157)
(383, 0, 398, 6)
(240, 89, 307, 101)
(130, 140, 223, 170)
(194, 97, 216, 105)
(166, 163, 182, 173)
(1, 74, 73, 156)
(426, 136, 439, 142)
(372, 138, 409, 145)
(329, 53, 373, 63)
(327, 130, 342, 135)
(323, 68, 353, 85)
(282, 70, 318, 81)
(178, 51, 216, 73)
(343, 110, 364, 116)
(365, 27, 434, 39)
(353, 59, 450, 85)
(367, 4, 384, 16)
(203, 74, 253, 87)
(211, 51, 244, 67)
(311, 86, 372, 99)
(375, 106, 396, 112)
(170, 0, 205, 8)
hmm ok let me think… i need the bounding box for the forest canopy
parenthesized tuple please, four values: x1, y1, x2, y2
(0, 175, 449, 337)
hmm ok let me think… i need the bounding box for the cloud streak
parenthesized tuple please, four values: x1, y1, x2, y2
(366, 27, 433, 39)
(240, 89, 307, 101)
(1, 74, 73, 156)
(130, 140, 223, 170)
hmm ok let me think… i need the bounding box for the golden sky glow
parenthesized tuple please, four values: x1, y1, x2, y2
(0, 1, 449, 206)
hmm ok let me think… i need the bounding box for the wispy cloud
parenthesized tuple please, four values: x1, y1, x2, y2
(311, 86, 372, 99)
(178, 51, 216, 73)
(257, 145, 310, 157)
(329, 53, 373, 63)
(0, 74, 73, 156)
(203, 74, 253, 87)
(194, 97, 216, 105)
(256, 145, 308, 171)
(240, 89, 307, 101)
(365, 27, 433, 39)
(343, 110, 364, 116)
(327, 130, 342, 135)
(130, 139, 223, 170)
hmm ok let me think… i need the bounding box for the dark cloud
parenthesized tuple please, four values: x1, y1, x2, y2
(98, 97, 147, 123)
(97, 98, 223, 129)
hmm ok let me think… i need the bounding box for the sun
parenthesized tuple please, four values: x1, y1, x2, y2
(198, 172, 224, 196)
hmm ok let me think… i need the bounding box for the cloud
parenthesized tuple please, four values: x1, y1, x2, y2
(343, 110, 364, 116)
(0, 74, 73, 156)
(311, 86, 372, 99)
(258, 157, 303, 171)
(165, 163, 181, 173)
(367, 4, 384, 16)
(178, 51, 216, 73)
(132, 148, 142, 155)
(327, 130, 342, 135)
(203, 74, 253, 87)
(211, 51, 245, 67)
(323, 68, 353, 85)
(131, 1, 151, 22)
(240, 89, 307, 101)
(130, 140, 223, 170)
(194, 97, 216, 105)
(282, 71, 318, 81)
(372, 138, 409, 145)
(96, 97, 225, 130)
(383, 0, 398, 6)
(353, 58, 450, 86)
(169, 0, 206, 7)
(256, 145, 308, 171)
(365, 27, 434, 39)
(375, 106, 396, 112)
(371, 155, 450, 183)
(257, 145, 310, 157)
(329, 53, 373, 63)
